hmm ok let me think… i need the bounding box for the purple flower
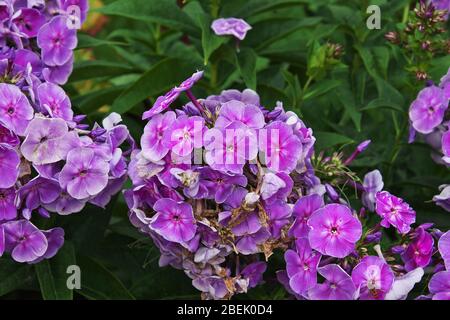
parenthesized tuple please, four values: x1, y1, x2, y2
(375, 191, 416, 234)
(0, 124, 19, 147)
(163, 115, 205, 157)
(211, 18, 252, 40)
(30, 227, 65, 263)
(150, 198, 197, 244)
(401, 227, 434, 271)
(308, 264, 356, 300)
(42, 55, 73, 85)
(438, 230, 450, 270)
(433, 185, 450, 212)
(308, 204, 362, 258)
(0, 188, 17, 221)
(0, 146, 20, 189)
(260, 121, 302, 173)
(265, 200, 292, 238)
(199, 167, 247, 203)
(231, 213, 270, 255)
(62, 0, 89, 23)
(141, 111, 176, 162)
(205, 121, 258, 175)
(59, 147, 109, 200)
(215, 100, 265, 129)
(0, 83, 33, 136)
(37, 15, 77, 66)
(37, 83, 73, 121)
(12, 8, 45, 38)
(2, 220, 48, 263)
(18, 177, 61, 211)
(20, 117, 69, 165)
(409, 86, 447, 134)
(241, 261, 267, 288)
(44, 191, 87, 215)
(429, 271, 450, 300)
(362, 170, 384, 211)
(352, 256, 395, 300)
(142, 71, 203, 120)
(285, 238, 321, 295)
(289, 194, 323, 238)
(260, 172, 293, 203)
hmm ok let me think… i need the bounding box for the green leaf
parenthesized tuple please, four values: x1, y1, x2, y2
(314, 132, 354, 150)
(35, 242, 76, 300)
(97, 0, 198, 34)
(361, 98, 404, 112)
(184, 2, 226, 65)
(76, 33, 127, 50)
(236, 48, 257, 90)
(282, 69, 302, 109)
(76, 255, 135, 300)
(303, 79, 341, 101)
(71, 61, 136, 82)
(111, 58, 195, 114)
(0, 260, 32, 297)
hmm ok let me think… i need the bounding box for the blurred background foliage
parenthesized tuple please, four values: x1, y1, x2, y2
(1, 0, 449, 300)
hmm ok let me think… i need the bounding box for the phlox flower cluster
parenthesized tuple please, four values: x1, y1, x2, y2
(0, 1, 131, 264)
(408, 67, 450, 212)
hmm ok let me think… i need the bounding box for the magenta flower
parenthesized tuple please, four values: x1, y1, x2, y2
(211, 18, 252, 40)
(2, 220, 48, 263)
(0, 146, 20, 189)
(142, 71, 203, 120)
(260, 121, 302, 173)
(20, 117, 69, 165)
(59, 147, 109, 200)
(215, 100, 265, 129)
(308, 204, 362, 258)
(37, 16, 77, 66)
(0, 124, 19, 147)
(429, 271, 450, 300)
(37, 83, 73, 121)
(232, 213, 270, 255)
(289, 194, 323, 238)
(308, 264, 356, 300)
(141, 111, 176, 162)
(12, 8, 45, 38)
(375, 191, 416, 234)
(401, 227, 434, 271)
(0, 188, 17, 221)
(163, 115, 205, 157)
(438, 230, 450, 270)
(0, 83, 33, 136)
(352, 256, 395, 300)
(150, 198, 197, 244)
(409, 86, 447, 134)
(205, 121, 258, 175)
(265, 200, 292, 238)
(285, 238, 321, 295)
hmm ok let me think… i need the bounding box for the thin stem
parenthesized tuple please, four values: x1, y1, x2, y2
(185, 90, 205, 115)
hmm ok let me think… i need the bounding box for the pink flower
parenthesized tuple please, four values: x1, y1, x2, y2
(375, 191, 416, 234)
(211, 18, 252, 40)
(401, 227, 434, 271)
(308, 204, 362, 258)
(162, 115, 205, 157)
(141, 111, 176, 162)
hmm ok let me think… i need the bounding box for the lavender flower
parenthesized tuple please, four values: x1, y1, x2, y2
(0, 83, 33, 136)
(308, 264, 356, 300)
(211, 18, 252, 40)
(409, 86, 447, 134)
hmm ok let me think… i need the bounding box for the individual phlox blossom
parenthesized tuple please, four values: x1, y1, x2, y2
(352, 256, 395, 300)
(285, 238, 321, 295)
(362, 170, 384, 211)
(142, 71, 203, 120)
(141, 111, 176, 162)
(429, 271, 450, 300)
(0, 124, 19, 147)
(37, 83, 73, 121)
(0, 83, 33, 136)
(59, 147, 109, 200)
(231, 212, 270, 255)
(150, 198, 197, 244)
(215, 100, 265, 129)
(0, 187, 17, 221)
(375, 191, 416, 234)
(12, 8, 45, 38)
(264, 200, 292, 238)
(308, 264, 357, 300)
(62, 0, 90, 23)
(409, 86, 448, 134)
(308, 204, 362, 258)
(433, 184, 450, 212)
(20, 117, 69, 165)
(241, 261, 267, 289)
(211, 18, 252, 41)
(0, 146, 20, 189)
(289, 194, 324, 239)
(259, 121, 302, 173)
(385, 268, 424, 300)
(163, 115, 205, 157)
(199, 167, 247, 203)
(401, 227, 434, 271)
(18, 177, 61, 211)
(37, 15, 77, 66)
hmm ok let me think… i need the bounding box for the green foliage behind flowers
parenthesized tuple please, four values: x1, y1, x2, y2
(2, 0, 448, 300)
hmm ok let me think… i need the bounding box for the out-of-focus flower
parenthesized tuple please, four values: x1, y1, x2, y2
(409, 86, 447, 134)
(211, 18, 252, 40)
(429, 271, 450, 300)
